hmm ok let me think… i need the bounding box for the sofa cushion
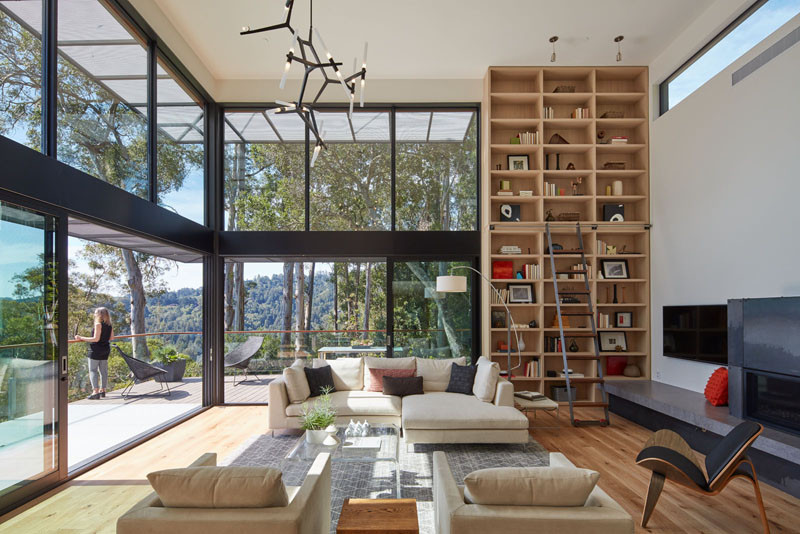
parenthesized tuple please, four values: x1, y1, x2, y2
(446, 363, 476, 395)
(472, 356, 500, 403)
(286, 390, 402, 417)
(383, 375, 424, 397)
(363, 356, 416, 391)
(304, 366, 336, 397)
(283, 360, 310, 403)
(147, 466, 289, 508)
(463, 465, 600, 506)
(402, 392, 528, 430)
(312, 357, 363, 391)
(367, 367, 415, 392)
(416, 357, 467, 391)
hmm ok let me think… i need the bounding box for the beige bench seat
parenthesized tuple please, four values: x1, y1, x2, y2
(403, 392, 528, 430)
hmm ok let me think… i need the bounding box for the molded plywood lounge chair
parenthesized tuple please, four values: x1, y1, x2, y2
(224, 336, 265, 386)
(636, 421, 768, 533)
(113, 344, 171, 398)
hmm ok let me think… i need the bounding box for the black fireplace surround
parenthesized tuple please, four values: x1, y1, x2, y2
(729, 296, 800, 436)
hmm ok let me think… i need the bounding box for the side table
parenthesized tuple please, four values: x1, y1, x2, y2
(337, 498, 419, 534)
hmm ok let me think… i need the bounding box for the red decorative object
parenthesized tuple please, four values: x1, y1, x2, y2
(497, 341, 509, 352)
(704, 367, 729, 406)
(367, 367, 415, 392)
(492, 261, 513, 279)
(607, 356, 627, 376)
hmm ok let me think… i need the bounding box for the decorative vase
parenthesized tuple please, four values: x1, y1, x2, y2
(305, 429, 328, 444)
(569, 339, 579, 352)
(517, 337, 526, 352)
(612, 180, 623, 196)
(623, 364, 641, 377)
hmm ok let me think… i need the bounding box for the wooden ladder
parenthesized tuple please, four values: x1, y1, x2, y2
(546, 222, 610, 427)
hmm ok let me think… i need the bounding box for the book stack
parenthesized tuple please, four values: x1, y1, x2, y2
(522, 360, 540, 377)
(543, 182, 569, 196)
(566, 263, 590, 280)
(517, 131, 539, 144)
(571, 107, 590, 118)
(491, 289, 509, 304)
(559, 370, 585, 378)
(544, 336, 565, 353)
(598, 313, 612, 329)
(515, 390, 544, 401)
(523, 263, 541, 280)
(610, 136, 629, 144)
(543, 106, 555, 119)
(496, 189, 514, 196)
(499, 245, 522, 255)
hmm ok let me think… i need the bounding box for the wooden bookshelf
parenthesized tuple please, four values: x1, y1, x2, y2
(481, 66, 650, 405)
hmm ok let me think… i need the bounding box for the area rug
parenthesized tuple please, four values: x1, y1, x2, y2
(222, 434, 549, 534)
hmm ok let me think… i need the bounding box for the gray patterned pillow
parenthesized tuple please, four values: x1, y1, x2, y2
(446, 363, 477, 395)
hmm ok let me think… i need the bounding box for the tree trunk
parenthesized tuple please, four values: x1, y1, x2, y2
(407, 261, 461, 357)
(224, 263, 234, 330)
(304, 262, 315, 349)
(121, 249, 149, 360)
(344, 263, 351, 327)
(354, 262, 361, 333)
(233, 262, 245, 331)
(363, 262, 372, 333)
(295, 262, 305, 354)
(333, 265, 339, 332)
(280, 262, 294, 352)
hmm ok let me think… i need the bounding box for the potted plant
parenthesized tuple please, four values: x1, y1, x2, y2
(299, 386, 337, 443)
(150, 346, 191, 382)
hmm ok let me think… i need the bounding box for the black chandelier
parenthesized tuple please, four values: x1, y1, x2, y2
(240, 0, 368, 165)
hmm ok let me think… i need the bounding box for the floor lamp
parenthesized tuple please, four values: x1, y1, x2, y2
(436, 266, 522, 377)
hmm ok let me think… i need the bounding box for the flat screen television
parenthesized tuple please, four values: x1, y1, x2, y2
(663, 305, 727, 365)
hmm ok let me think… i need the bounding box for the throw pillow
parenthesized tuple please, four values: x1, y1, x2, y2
(704, 367, 729, 406)
(367, 367, 415, 392)
(312, 357, 364, 391)
(446, 363, 477, 395)
(472, 356, 500, 402)
(147, 466, 289, 508)
(363, 356, 416, 390)
(382, 375, 424, 397)
(463, 466, 599, 506)
(282, 360, 310, 403)
(303, 365, 336, 397)
(416, 357, 467, 391)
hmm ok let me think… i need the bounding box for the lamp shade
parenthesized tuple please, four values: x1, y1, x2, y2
(436, 275, 467, 293)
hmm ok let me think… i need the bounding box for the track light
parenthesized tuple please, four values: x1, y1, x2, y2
(549, 36, 558, 63)
(615, 35, 624, 62)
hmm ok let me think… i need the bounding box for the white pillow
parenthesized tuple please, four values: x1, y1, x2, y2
(472, 356, 500, 402)
(464, 466, 599, 506)
(415, 357, 467, 391)
(282, 360, 310, 404)
(363, 356, 416, 391)
(312, 357, 364, 391)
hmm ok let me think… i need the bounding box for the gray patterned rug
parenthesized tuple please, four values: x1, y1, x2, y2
(222, 433, 549, 534)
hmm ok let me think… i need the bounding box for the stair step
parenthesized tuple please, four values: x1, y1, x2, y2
(551, 249, 584, 254)
(565, 377, 605, 383)
(558, 332, 597, 337)
(558, 290, 590, 295)
(560, 311, 594, 316)
(555, 270, 587, 274)
(573, 418, 610, 427)
(563, 355, 601, 360)
(572, 401, 609, 407)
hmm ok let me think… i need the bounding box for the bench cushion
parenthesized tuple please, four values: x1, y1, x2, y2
(402, 392, 528, 430)
(363, 356, 416, 391)
(416, 357, 467, 391)
(285, 390, 402, 418)
(312, 357, 364, 391)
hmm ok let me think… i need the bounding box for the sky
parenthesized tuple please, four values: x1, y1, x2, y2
(669, 0, 800, 108)
(0, 215, 45, 299)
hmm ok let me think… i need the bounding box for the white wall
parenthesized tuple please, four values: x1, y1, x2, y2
(648, 13, 800, 392)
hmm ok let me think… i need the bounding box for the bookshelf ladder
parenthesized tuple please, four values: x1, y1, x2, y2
(546, 223, 610, 427)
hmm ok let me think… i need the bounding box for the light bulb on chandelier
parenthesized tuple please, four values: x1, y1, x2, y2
(549, 36, 559, 63)
(615, 35, 624, 62)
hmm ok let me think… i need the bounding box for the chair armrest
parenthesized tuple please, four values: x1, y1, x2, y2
(289, 453, 332, 534)
(188, 452, 217, 468)
(494, 377, 514, 407)
(433, 451, 465, 534)
(268, 377, 290, 430)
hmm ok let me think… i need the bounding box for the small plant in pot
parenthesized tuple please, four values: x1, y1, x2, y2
(150, 346, 191, 382)
(299, 386, 337, 444)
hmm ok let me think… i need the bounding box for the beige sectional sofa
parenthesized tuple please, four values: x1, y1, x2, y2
(268, 356, 529, 444)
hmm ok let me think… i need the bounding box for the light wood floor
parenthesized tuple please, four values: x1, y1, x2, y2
(1, 406, 798, 533)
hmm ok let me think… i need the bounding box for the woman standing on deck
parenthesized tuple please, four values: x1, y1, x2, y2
(74, 307, 114, 400)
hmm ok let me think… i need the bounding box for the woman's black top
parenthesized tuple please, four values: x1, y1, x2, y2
(88, 323, 112, 360)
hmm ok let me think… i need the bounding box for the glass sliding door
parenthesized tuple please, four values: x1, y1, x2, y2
(391, 260, 475, 363)
(0, 201, 60, 501)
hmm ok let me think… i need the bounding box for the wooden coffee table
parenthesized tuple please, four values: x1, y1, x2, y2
(336, 498, 418, 534)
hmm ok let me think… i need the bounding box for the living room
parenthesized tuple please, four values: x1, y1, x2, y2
(1, 0, 799, 532)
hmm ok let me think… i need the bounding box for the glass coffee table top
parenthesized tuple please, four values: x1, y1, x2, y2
(285, 423, 400, 463)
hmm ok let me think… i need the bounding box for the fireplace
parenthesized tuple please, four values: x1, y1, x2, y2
(745, 371, 800, 435)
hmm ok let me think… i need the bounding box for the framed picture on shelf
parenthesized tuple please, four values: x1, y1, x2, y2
(507, 155, 530, 171)
(599, 331, 627, 352)
(601, 259, 629, 279)
(615, 312, 633, 328)
(491, 310, 507, 329)
(499, 203, 521, 222)
(507, 283, 535, 303)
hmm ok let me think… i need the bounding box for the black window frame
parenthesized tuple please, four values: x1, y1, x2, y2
(659, 0, 768, 116)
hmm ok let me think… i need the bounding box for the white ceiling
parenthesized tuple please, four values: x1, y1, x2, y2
(152, 0, 715, 81)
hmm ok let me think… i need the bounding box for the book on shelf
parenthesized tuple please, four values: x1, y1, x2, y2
(597, 313, 611, 329)
(491, 288, 509, 304)
(517, 131, 539, 145)
(499, 245, 522, 254)
(496, 189, 514, 196)
(523, 263, 541, 280)
(570, 107, 590, 119)
(515, 390, 544, 400)
(543, 106, 555, 119)
(558, 372, 585, 378)
(610, 136, 629, 144)
(521, 359, 540, 378)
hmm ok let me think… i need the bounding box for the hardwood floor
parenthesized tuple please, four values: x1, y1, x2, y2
(1, 406, 797, 533)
